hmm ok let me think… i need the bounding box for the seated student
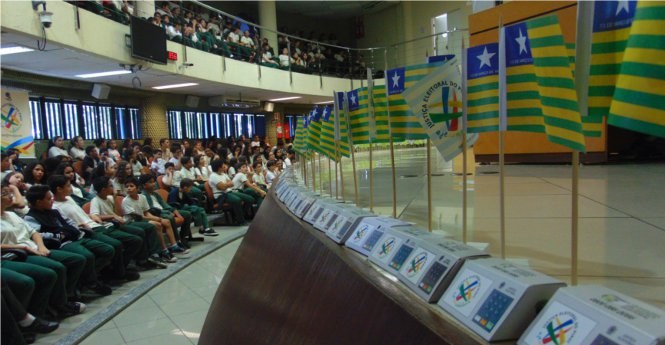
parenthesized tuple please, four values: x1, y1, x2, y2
(82, 145, 101, 180)
(24, 185, 113, 296)
(208, 159, 249, 226)
(232, 163, 266, 207)
(193, 155, 211, 182)
(168, 178, 217, 237)
(48, 175, 142, 282)
(161, 162, 177, 191)
(112, 161, 133, 197)
(173, 156, 204, 202)
(1, 280, 60, 344)
(251, 161, 268, 191)
(121, 177, 182, 261)
(89, 177, 168, 269)
(55, 163, 93, 207)
(1, 183, 87, 319)
(150, 149, 167, 175)
(265, 160, 278, 187)
(139, 174, 192, 249)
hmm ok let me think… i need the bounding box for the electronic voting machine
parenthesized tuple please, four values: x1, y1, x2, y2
(312, 202, 344, 232)
(344, 217, 411, 256)
(437, 258, 565, 341)
(396, 239, 489, 303)
(302, 198, 337, 225)
(325, 205, 376, 244)
(519, 285, 665, 345)
(290, 192, 318, 219)
(368, 226, 438, 276)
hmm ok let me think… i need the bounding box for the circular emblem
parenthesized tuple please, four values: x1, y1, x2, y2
(2, 103, 23, 134)
(377, 237, 396, 258)
(535, 311, 578, 345)
(406, 252, 428, 277)
(352, 224, 369, 241)
(453, 275, 481, 307)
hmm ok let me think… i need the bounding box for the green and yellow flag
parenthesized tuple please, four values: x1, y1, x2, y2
(526, 15, 586, 151)
(347, 88, 370, 145)
(608, 1, 665, 138)
(466, 43, 501, 133)
(372, 85, 391, 143)
(319, 105, 335, 158)
(333, 92, 351, 159)
(305, 108, 323, 154)
(386, 61, 446, 140)
(293, 116, 308, 154)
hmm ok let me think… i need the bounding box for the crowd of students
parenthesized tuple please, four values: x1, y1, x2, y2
(0, 134, 295, 344)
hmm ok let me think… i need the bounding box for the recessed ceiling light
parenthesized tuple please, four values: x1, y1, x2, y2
(0, 46, 35, 56)
(315, 100, 334, 104)
(76, 70, 132, 78)
(152, 82, 198, 90)
(268, 96, 301, 102)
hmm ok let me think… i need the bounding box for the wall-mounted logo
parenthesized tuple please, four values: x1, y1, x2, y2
(2, 103, 23, 134)
(453, 275, 481, 307)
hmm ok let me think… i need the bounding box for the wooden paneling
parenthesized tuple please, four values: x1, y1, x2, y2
(199, 190, 506, 345)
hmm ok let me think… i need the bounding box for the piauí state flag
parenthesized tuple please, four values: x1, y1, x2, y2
(347, 88, 370, 145)
(333, 91, 351, 158)
(590, 0, 637, 118)
(504, 22, 547, 133)
(467, 43, 501, 133)
(608, 1, 665, 138)
(386, 61, 447, 140)
(293, 116, 308, 154)
(306, 107, 323, 153)
(372, 85, 391, 143)
(319, 105, 336, 158)
(526, 15, 586, 152)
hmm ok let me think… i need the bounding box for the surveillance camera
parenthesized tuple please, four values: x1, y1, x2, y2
(39, 11, 53, 28)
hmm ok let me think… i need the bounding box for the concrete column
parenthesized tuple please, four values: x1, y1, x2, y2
(258, 0, 278, 52)
(134, 0, 155, 19)
(141, 95, 169, 143)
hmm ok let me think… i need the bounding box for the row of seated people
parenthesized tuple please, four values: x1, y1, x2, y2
(0, 156, 274, 343)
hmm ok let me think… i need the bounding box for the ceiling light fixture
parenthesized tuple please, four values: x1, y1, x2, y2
(76, 70, 132, 78)
(315, 100, 334, 104)
(152, 82, 198, 90)
(268, 96, 301, 102)
(0, 46, 35, 56)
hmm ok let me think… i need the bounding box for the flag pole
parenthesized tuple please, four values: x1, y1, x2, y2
(461, 39, 469, 244)
(572, 1, 593, 286)
(427, 139, 433, 232)
(318, 154, 323, 194)
(311, 154, 316, 193)
(367, 68, 375, 213)
(498, 18, 507, 259)
(384, 49, 398, 218)
(303, 152, 308, 187)
(346, 81, 360, 206)
(328, 157, 332, 196)
(369, 141, 374, 212)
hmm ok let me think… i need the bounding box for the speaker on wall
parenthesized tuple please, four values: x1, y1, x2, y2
(185, 95, 200, 108)
(264, 102, 275, 112)
(92, 83, 111, 100)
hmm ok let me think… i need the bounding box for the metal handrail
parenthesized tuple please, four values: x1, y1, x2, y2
(189, 0, 468, 53)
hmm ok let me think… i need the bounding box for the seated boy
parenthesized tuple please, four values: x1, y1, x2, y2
(168, 178, 217, 236)
(24, 185, 113, 296)
(48, 175, 142, 282)
(89, 177, 168, 269)
(232, 163, 266, 208)
(139, 174, 193, 248)
(121, 177, 185, 260)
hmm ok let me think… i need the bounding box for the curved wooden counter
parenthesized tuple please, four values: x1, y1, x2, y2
(199, 190, 504, 345)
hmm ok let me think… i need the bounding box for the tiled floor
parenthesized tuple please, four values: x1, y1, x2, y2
(77, 238, 243, 345)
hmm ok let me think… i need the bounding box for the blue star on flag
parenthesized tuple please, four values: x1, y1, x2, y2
(387, 67, 405, 95)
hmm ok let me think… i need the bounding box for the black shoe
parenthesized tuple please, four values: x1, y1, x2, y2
(145, 255, 168, 269)
(21, 317, 59, 334)
(57, 301, 86, 318)
(87, 281, 112, 296)
(124, 271, 140, 281)
(23, 332, 36, 344)
(199, 228, 219, 236)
